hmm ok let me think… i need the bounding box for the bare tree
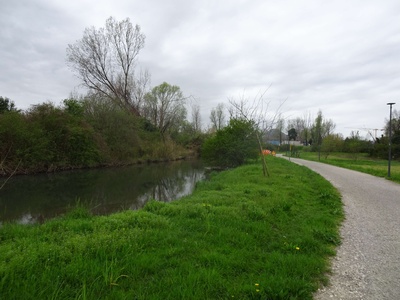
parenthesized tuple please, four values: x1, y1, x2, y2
(191, 104, 202, 133)
(133, 69, 151, 115)
(0, 147, 21, 190)
(324, 118, 336, 136)
(142, 82, 187, 137)
(311, 111, 336, 140)
(229, 88, 285, 176)
(301, 111, 313, 145)
(66, 17, 146, 115)
(276, 115, 285, 145)
(210, 103, 226, 130)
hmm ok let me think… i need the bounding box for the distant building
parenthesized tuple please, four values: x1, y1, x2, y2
(264, 129, 303, 146)
(264, 129, 288, 145)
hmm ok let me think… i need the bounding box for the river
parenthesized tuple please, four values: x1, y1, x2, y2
(0, 159, 205, 224)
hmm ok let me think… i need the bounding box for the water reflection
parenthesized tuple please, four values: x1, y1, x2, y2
(0, 160, 205, 224)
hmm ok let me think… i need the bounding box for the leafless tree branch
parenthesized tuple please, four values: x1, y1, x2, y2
(228, 86, 286, 176)
(67, 17, 146, 115)
(0, 150, 21, 190)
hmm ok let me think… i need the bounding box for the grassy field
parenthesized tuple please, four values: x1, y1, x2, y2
(294, 152, 400, 183)
(0, 157, 343, 299)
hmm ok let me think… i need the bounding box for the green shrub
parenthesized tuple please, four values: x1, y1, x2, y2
(201, 118, 259, 167)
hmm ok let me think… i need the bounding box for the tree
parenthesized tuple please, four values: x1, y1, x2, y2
(324, 119, 336, 136)
(0, 102, 22, 183)
(81, 92, 143, 162)
(385, 109, 400, 146)
(288, 128, 297, 141)
(301, 111, 313, 146)
(202, 118, 259, 168)
(321, 134, 343, 159)
(0, 101, 100, 174)
(63, 98, 84, 117)
(0, 110, 26, 176)
(389, 110, 400, 159)
(26, 102, 99, 167)
(311, 111, 323, 147)
(311, 111, 323, 160)
(287, 114, 313, 145)
(66, 17, 146, 115)
(142, 82, 187, 138)
(191, 103, 202, 133)
(210, 103, 226, 131)
(0, 96, 17, 114)
(287, 118, 302, 142)
(228, 89, 285, 176)
(276, 116, 285, 145)
(311, 110, 336, 155)
(343, 131, 365, 160)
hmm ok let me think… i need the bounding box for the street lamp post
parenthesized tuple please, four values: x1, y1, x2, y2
(387, 102, 396, 177)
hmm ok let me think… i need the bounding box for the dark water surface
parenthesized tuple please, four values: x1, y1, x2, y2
(0, 159, 205, 224)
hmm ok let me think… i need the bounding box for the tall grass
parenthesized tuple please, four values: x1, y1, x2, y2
(297, 152, 400, 183)
(0, 157, 343, 299)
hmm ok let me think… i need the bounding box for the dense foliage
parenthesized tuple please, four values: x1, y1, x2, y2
(201, 118, 259, 167)
(142, 82, 187, 138)
(283, 109, 400, 162)
(0, 102, 98, 174)
(0, 96, 17, 113)
(0, 97, 195, 175)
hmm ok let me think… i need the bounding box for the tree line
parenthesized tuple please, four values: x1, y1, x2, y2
(0, 93, 204, 175)
(2, 16, 398, 176)
(202, 102, 400, 170)
(274, 109, 400, 160)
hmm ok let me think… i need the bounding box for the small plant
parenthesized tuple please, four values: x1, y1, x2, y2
(103, 258, 128, 287)
(65, 199, 92, 219)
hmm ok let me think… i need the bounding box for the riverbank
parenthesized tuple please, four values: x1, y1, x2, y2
(0, 151, 194, 178)
(0, 100, 205, 178)
(0, 156, 343, 299)
(0, 159, 205, 224)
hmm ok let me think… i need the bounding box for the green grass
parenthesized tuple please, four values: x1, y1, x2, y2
(295, 152, 400, 183)
(0, 157, 343, 299)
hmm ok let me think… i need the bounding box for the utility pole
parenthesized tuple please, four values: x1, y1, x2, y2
(387, 102, 396, 177)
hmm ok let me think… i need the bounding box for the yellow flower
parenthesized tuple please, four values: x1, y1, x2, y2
(295, 247, 300, 250)
(256, 289, 260, 292)
(255, 283, 259, 287)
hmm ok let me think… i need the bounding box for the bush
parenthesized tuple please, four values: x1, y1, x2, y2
(201, 118, 259, 167)
(0, 102, 100, 174)
(26, 102, 99, 168)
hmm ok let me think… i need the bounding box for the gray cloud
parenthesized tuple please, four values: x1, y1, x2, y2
(1, 0, 399, 137)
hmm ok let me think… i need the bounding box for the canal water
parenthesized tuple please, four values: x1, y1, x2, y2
(0, 159, 205, 224)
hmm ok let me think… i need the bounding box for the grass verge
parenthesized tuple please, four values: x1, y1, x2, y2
(294, 152, 400, 183)
(0, 157, 343, 299)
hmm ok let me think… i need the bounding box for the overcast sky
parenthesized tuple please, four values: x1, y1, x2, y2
(1, 0, 400, 138)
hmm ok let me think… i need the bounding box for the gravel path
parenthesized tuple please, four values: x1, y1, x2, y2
(281, 157, 400, 299)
